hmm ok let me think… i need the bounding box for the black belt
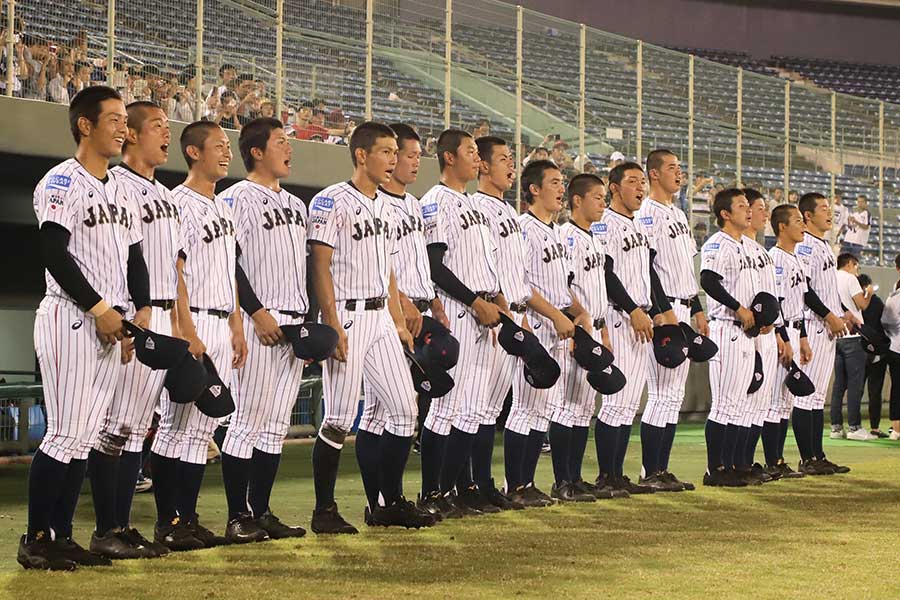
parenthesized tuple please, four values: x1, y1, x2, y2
(190, 307, 229, 319)
(475, 292, 498, 303)
(114, 306, 126, 316)
(610, 304, 651, 313)
(594, 318, 606, 329)
(412, 299, 430, 312)
(790, 320, 804, 330)
(667, 296, 693, 308)
(151, 299, 176, 311)
(344, 297, 386, 311)
(276, 309, 306, 319)
(710, 317, 742, 327)
(510, 302, 527, 313)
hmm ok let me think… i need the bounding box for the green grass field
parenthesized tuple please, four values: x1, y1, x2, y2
(0, 425, 898, 599)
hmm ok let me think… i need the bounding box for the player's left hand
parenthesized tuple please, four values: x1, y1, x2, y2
(572, 312, 592, 335)
(232, 331, 248, 369)
(776, 335, 794, 367)
(400, 295, 424, 338)
(133, 306, 152, 330)
(397, 324, 414, 352)
(121, 337, 135, 365)
(600, 327, 613, 354)
(252, 309, 283, 346)
(431, 299, 450, 329)
(760, 324, 775, 335)
(799, 338, 813, 365)
(694, 311, 710, 337)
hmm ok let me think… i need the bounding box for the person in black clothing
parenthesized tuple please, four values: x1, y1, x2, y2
(857, 273, 890, 437)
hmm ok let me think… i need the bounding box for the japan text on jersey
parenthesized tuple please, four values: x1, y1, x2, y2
(637, 198, 698, 299)
(560, 221, 607, 320)
(797, 232, 840, 317)
(519, 212, 570, 309)
(701, 231, 759, 319)
(769, 245, 807, 321)
(474, 191, 530, 305)
(379, 187, 434, 301)
(308, 182, 398, 303)
(34, 159, 141, 308)
(596, 208, 652, 307)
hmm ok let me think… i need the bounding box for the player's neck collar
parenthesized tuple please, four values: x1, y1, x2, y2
(378, 186, 405, 200)
(475, 189, 504, 202)
(119, 161, 154, 184)
(74, 158, 109, 184)
(570, 220, 592, 235)
(608, 207, 633, 221)
(347, 180, 377, 200)
(526, 210, 554, 229)
(804, 230, 826, 243)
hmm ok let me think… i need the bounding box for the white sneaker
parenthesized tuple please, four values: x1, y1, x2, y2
(890, 430, 900, 441)
(829, 427, 845, 440)
(847, 427, 876, 441)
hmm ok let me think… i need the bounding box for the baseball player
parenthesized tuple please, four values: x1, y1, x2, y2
(86, 101, 180, 560)
(764, 203, 811, 478)
(794, 192, 851, 475)
(356, 122, 444, 528)
(557, 173, 612, 498)
(735, 188, 779, 483)
(20, 86, 151, 571)
(636, 149, 708, 492)
(593, 162, 676, 496)
(217, 117, 309, 542)
(417, 129, 503, 519)
(308, 121, 419, 534)
(150, 121, 248, 549)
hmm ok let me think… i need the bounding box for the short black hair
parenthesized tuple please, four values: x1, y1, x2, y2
(123, 100, 163, 151)
(69, 85, 123, 144)
(180, 120, 222, 168)
(218, 63, 236, 76)
(237, 73, 254, 83)
(608, 161, 643, 187)
(837, 253, 859, 269)
(858, 273, 872, 288)
(857, 194, 868, 201)
(389, 123, 421, 151)
(239, 117, 283, 172)
(798, 192, 826, 222)
(568, 173, 605, 204)
(713, 188, 746, 227)
(143, 65, 161, 77)
(348, 121, 396, 167)
(770, 203, 797, 237)
(437, 128, 472, 171)
(521, 160, 560, 205)
(895, 252, 900, 270)
(743, 187, 764, 204)
(475, 136, 507, 166)
(645, 148, 676, 178)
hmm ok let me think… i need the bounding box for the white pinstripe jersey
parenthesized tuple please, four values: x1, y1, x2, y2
(307, 182, 398, 302)
(224, 180, 308, 313)
(700, 231, 759, 320)
(560, 221, 607, 320)
(420, 184, 499, 295)
(112, 165, 181, 301)
(33, 159, 141, 308)
(475, 191, 530, 305)
(769, 245, 808, 322)
(797, 232, 840, 319)
(595, 208, 652, 308)
(173, 184, 237, 313)
(379, 187, 434, 301)
(519, 212, 571, 309)
(743, 235, 776, 296)
(636, 197, 697, 299)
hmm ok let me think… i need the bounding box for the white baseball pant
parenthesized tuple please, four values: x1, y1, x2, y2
(424, 294, 494, 436)
(96, 305, 172, 455)
(222, 313, 305, 459)
(743, 330, 778, 427)
(319, 306, 415, 448)
(506, 310, 570, 435)
(480, 310, 525, 426)
(794, 316, 833, 411)
(33, 298, 120, 463)
(766, 324, 803, 423)
(551, 351, 597, 428)
(707, 320, 755, 425)
(641, 302, 692, 428)
(597, 309, 650, 427)
(152, 311, 233, 465)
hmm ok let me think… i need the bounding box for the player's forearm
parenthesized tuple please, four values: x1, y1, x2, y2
(236, 262, 264, 316)
(567, 292, 587, 319)
(39, 222, 103, 312)
(387, 272, 405, 327)
(803, 281, 831, 319)
(126, 242, 151, 311)
(175, 257, 199, 339)
(526, 289, 567, 322)
(648, 259, 673, 315)
(228, 282, 243, 334)
(310, 250, 340, 327)
(604, 256, 638, 314)
(427, 243, 477, 305)
(699, 270, 741, 312)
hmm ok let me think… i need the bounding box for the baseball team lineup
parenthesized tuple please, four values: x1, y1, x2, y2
(18, 83, 861, 572)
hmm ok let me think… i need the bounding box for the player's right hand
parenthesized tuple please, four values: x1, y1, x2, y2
(735, 306, 755, 331)
(95, 308, 125, 345)
(187, 334, 206, 359)
(629, 309, 653, 343)
(472, 297, 501, 327)
(332, 325, 349, 363)
(252, 309, 284, 347)
(825, 313, 847, 338)
(400, 295, 424, 338)
(121, 337, 135, 365)
(551, 313, 576, 340)
(799, 337, 813, 364)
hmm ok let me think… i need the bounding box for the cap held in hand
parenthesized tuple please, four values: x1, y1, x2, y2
(122, 319, 190, 370)
(281, 323, 339, 362)
(652, 324, 688, 369)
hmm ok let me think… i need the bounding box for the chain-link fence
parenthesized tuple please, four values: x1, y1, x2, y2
(7, 0, 900, 263)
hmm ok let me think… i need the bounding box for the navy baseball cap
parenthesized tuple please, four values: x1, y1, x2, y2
(414, 316, 460, 371)
(522, 344, 561, 389)
(747, 351, 765, 394)
(163, 353, 208, 404)
(785, 361, 815, 397)
(572, 326, 614, 371)
(745, 292, 780, 337)
(122, 320, 190, 370)
(406, 350, 455, 399)
(498, 313, 542, 358)
(194, 354, 235, 418)
(678, 322, 718, 362)
(281, 323, 339, 362)
(586, 364, 627, 395)
(856, 324, 890, 355)
(652, 324, 688, 369)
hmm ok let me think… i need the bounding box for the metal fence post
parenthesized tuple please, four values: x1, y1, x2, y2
(106, 0, 115, 88)
(5, 0, 14, 97)
(364, 0, 373, 121)
(784, 81, 790, 195)
(444, 0, 452, 129)
(687, 54, 694, 230)
(636, 40, 642, 161)
(194, 0, 204, 121)
(736, 67, 742, 187)
(879, 101, 885, 266)
(578, 24, 585, 171)
(515, 4, 523, 212)
(275, 0, 284, 119)
(831, 92, 837, 198)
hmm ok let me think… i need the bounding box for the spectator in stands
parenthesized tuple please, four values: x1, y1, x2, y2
(67, 29, 89, 63)
(608, 151, 625, 169)
(205, 62, 237, 118)
(771, 187, 784, 204)
(523, 145, 550, 166)
(831, 253, 875, 441)
(235, 73, 261, 126)
(788, 189, 799, 204)
(259, 100, 276, 119)
(168, 67, 197, 122)
(830, 191, 848, 252)
(212, 90, 241, 130)
(70, 61, 93, 97)
(857, 273, 891, 438)
(0, 20, 29, 97)
(879, 254, 900, 440)
(47, 58, 71, 104)
(22, 34, 51, 101)
(550, 140, 569, 165)
(472, 118, 491, 138)
(291, 101, 328, 141)
(842, 194, 871, 256)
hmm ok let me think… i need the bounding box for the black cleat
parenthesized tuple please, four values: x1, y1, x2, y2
(702, 467, 748, 487)
(90, 528, 148, 559)
(457, 485, 502, 514)
(572, 478, 615, 499)
(594, 473, 630, 498)
(774, 460, 805, 479)
(311, 504, 359, 534)
(186, 517, 227, 547)
(639, 471, 684, 492)
(17, 534, 77, 571)
(256, 511, 306, 539)
(612, 475, 655, 495)
(119, 527, 169, 558)
(752, 462, 780, 482)
(371, 497, 437, 528)
(154, 518, 205, 551)
(444, 491, 483, 516)
(483, 483, 524, 510)
(225, 513, 270, 544)
(507, 485, 550, 508)
(416, 492, 448, 521)
(524, 484, 556, 505)
(819, 457, 850, 474)
(798, 458, 833, 476)
(660, 470, 695, 491)
(55, 537, 113, 567)
(733, 466, 765, 485)
(551, 481, 596, 502)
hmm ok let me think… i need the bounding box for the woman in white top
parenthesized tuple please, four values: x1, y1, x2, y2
(879, 255, 900, 440)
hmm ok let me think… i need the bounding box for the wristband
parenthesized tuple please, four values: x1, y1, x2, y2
(88, 299, 111, 317)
